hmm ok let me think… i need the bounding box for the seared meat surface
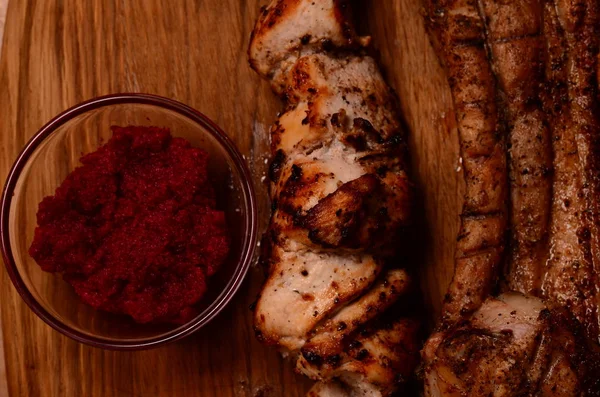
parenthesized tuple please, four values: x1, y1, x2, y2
(423, 0, 509, 326)
(249, 0, 419, 395)
(541, 0, 600, 342)
(423, 0, 600, 394)
(478, 0, 552, 296)
(423, 293, 600, 396)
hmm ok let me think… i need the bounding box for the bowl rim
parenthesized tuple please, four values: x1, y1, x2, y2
(0, 93, 258, 350)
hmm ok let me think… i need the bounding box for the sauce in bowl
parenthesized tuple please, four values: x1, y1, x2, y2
(29, 126, 230, 324)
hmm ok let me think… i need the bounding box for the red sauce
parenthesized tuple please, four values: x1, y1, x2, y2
(29, 126, 230, 324)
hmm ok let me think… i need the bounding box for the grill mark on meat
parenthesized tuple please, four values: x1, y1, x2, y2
(300, 269, 410, 361)
(488, 32, 541, 44)
(423, 294, 600, 396)
(248, 1, 419, 395)
(303, 318, 421, 397)
(423, 0, 509, 326)
(477, 0, 552, 296)
(423, 1, 600, 395)
(303, 174, 379, 249)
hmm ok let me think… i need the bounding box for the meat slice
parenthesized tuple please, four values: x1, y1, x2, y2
(267, 53, 412, 255)
(422, 293, 600, 397)
(248, 0, 368, 86)
(541, 0, 600, 342)
(423, 0, 508, 325)
(249, 0, 419, 394)
(302, 318, 420, 397)
(307, 382, 349, 397)
(255, 245, 381, 351)
(422, 0, 600, 395)
(300, 269, 411, 360)
(478, 0, 552, 296)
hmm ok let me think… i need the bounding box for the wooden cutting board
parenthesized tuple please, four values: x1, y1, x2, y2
(0, 0, 460, 395)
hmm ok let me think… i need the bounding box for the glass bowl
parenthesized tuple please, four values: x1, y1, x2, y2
(0, 94, 257, 350)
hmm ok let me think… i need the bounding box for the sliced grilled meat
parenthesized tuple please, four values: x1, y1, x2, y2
(302, 318, 420, 397)
(249, 0, 419, 395)
(422, 293, 600, 396)
(478, 0, 552, 296)
(422, 0, 600, 395)
(307, 382, 349, 397)
(300, 269, 411, 360)
(248, 0, 368, 90)
(423, 0, 508, 325)
(541, 0, 600, 342)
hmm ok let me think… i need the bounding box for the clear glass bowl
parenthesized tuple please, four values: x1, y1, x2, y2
(0, 94, 257, 350)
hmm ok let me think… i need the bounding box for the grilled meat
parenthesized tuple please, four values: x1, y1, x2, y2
(299, 270, 411, 360)
(422, 0, 600, 394)
(478, 0, 552, 296)
(423, 293, 600, 396)
(302, 317, 420, 397)
(541, 0, 600, 343)
(307, 382, 350, 397)
(248, 0, 420, 395)
(423, 0, 509, 326)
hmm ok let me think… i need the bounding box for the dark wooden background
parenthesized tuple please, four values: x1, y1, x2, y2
(0, 0, 460, 395)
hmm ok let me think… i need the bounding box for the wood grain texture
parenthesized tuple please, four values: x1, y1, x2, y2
(0, 1, 10, 394)
(0, 0, 459, 396)
(0, 0, 6, 48)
